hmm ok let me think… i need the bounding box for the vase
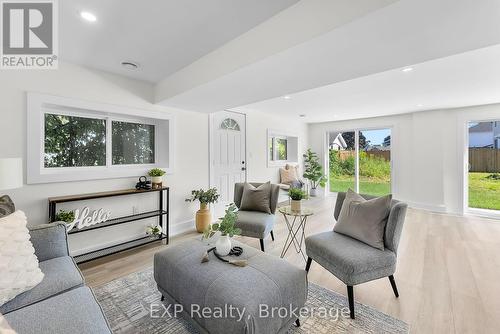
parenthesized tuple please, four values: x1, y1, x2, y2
(309, 188, 318, 197)
(215, 235, 232, 256)
(151, 176, 163, 189)
(195, 203, 211, 233)
(291, 199, 302, 212)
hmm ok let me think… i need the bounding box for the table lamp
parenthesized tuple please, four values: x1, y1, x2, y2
(0, 158, 23, 191)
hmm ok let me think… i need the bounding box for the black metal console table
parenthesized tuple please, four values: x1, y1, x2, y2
(48, 187, 169, 264)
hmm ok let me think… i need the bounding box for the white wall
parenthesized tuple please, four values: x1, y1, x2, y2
(0, 62, 209, 254)
(308, 103, 500, 214)
(244, 110, 308, 184)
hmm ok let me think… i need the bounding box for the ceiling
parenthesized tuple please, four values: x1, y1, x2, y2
(234, 44, 500, 123)
(157, 0, 500, 114)
(59, 0, 298, 82)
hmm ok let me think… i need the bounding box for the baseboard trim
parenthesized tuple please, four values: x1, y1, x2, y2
(170, 219, 196, 236)
(403, 200, 447, 213)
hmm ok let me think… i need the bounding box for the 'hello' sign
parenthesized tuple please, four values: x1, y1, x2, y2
(66, 207, 112, 232)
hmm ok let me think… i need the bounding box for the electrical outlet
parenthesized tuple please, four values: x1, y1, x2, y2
(132, 206, 138, 215)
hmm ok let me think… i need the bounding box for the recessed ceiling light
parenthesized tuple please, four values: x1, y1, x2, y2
(121, 61, 140, 70)
(80, 11, 97, 22)
(402, 67, 413, 72)
(417, 104, 424, 107)
(283, 95, 291, 99)
(299, 114, 306, 118)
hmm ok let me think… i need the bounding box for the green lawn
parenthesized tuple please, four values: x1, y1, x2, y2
(469, 172, 500, 210)
(330, 175, 391, 196)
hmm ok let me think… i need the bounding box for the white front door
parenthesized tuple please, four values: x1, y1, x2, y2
(210, 111, 246, 217)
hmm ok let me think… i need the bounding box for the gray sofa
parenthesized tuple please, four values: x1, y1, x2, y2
(1, 222, 111, 334)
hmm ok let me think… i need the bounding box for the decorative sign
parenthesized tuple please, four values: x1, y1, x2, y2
(66, 207, 112, 232)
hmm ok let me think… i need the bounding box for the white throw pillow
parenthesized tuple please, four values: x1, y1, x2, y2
(0, 211, 44, 306)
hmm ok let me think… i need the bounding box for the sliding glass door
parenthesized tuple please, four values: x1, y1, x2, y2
(329, 128, 392, 196)
(468, 121, 500, 211)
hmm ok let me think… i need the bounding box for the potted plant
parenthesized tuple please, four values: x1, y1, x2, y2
(148, 168, 166, 188)
(289, 188, 306, 212)
(303, 148, 327, 197)
(186, 188, 220, 233)
(55, 209, 75, 224)
(203, 204, 241, 256)
(146, 224, 162, 239)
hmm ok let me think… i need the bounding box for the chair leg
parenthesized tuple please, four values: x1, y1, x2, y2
(305, 257, 312, 272)
(260, 239, 265, 252)
(347, 285, 355, 319)
(295, 319, 301, 327)
(161, 295, 164, 302)
(270, 230, 275, 241)
(389, 275, 399, 298)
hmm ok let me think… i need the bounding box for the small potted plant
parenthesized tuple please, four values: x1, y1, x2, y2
(146, 224, 162, 239)
(203, 204, 241, 256)
(55, 209, 75, 224)
(303, 148, 327, 197)
(148, 168, 166, 189)
(289, 188, 306, 212)
(186, 188, 220, 233)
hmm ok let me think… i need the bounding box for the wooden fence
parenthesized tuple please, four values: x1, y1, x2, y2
(469, 148, 500, 172)
(336, 150, 391, 161)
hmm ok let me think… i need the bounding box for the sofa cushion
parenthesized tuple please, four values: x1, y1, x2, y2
(0, 211, 45, 307)
(0, 195, 15, 218)
(5, 286, 111, 334)
(240, 182, 272, 214)
(334, 189, 391, 250)
(305, 231, 396, 286)
(0, 256, 84, 314)
(235, 210, 275, 239)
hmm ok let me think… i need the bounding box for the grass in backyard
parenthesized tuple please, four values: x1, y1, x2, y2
(329, 175, 391, 196)
(468, 172, 500, 211)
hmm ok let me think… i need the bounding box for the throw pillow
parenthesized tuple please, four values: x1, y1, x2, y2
(0, 195, 15, 218)
(280, 167, 298, 185)
(334, 189, 392, 250)
(0, 211, 44, 306)
(240, 182, 272, 214)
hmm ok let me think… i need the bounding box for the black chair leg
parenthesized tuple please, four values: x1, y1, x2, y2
(161, 295, 164, 302)
(389, 275, 399, 298)
(295, 319, 301, 327)
(347, 285, 355, 319)
(270, 230, 275, 241)
(260, 239, 265, 252)
(305, 257, 313, 272)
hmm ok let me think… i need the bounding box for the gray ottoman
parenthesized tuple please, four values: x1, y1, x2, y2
(154, 239, 307, 334)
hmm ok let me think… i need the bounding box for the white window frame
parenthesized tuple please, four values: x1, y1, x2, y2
(27, 93, 174, 184)
(267, 129, 299, 167)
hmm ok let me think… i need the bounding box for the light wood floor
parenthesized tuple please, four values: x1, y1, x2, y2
(80, 195, 500, 333)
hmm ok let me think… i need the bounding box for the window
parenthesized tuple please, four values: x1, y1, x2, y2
(329, 128, 391, 196)
(267, 129, 298, 166)
(44, 114, 106, 168)
(269, 137, 287, 161)
(220, 118, 240, 131)
(112, 121, 155, 165)
(27, 93, 173, 184)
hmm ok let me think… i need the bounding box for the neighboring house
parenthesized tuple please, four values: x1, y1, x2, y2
(329, 132, 347, 150)
(367, 144, 390, 151)
(469, 121, 500, 148)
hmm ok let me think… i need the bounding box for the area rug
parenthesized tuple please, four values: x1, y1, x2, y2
(93, 268, 409, 334)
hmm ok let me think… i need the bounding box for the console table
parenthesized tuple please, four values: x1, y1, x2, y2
(48, 187, 169, 263)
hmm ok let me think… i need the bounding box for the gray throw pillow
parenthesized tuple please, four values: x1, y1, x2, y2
(334, 189, 392, 250)
(0, 195, 15, 218)
(240, 182, 272, 214)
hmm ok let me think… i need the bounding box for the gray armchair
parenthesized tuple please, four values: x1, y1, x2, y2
(234, 182, 280, 252)
(304, 192, 407, 319)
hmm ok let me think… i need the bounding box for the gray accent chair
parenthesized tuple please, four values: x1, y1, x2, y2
(304, 192, 407, 319)
(234, 182, 280, 252)
(1, 222, 111, 334)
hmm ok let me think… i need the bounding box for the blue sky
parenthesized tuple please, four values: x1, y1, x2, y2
(362, 128, 391, 146)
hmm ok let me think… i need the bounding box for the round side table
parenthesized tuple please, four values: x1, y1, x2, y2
(278, 206, 314, 262)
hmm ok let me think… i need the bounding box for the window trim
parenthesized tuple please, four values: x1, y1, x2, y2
(267, 128, 299, 167)
(27, 93, 174, 184)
